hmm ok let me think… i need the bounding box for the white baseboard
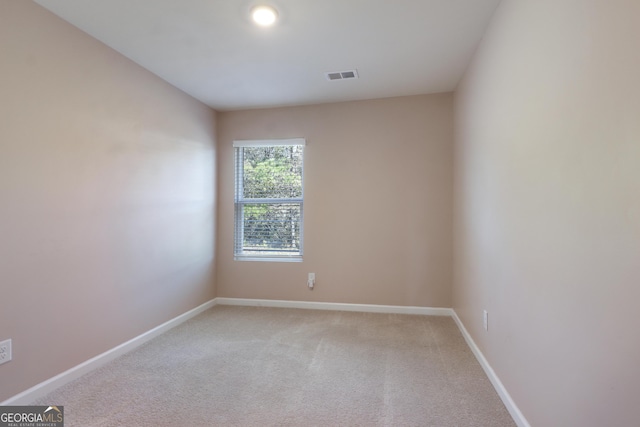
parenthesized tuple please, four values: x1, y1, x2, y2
(1, 298, 216, 406)
(215, 297, 453, 316)
(451, 310, 530, 427)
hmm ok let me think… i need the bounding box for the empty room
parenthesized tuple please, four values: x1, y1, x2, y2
(1, 0, 638, 426)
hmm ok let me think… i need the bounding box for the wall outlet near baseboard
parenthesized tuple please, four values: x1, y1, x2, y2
(483, 310, 489, 331)
(0, 339, 12, 365)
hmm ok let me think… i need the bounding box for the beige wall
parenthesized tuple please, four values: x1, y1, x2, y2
(217, 95, 453, 307)
(453, 0, 640, 425)
(0, 2, 216, 401)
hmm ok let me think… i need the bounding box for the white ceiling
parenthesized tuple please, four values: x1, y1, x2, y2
(35, 0, 501, 111)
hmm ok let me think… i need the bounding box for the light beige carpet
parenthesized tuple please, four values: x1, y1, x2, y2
(34, 306, 515, 426)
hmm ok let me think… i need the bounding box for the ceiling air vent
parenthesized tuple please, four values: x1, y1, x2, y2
(325, 69, 359, 81)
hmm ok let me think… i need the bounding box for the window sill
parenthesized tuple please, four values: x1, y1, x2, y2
(234, 256, 303, 263)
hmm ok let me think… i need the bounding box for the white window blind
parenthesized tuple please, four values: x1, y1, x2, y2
(234, 139, 305, 261)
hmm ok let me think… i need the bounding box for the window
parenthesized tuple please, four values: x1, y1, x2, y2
(234, 138, 305, 261)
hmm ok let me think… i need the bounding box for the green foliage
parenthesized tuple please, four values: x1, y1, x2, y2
(243, 146, 302, 199)
(238, 145, 303, 253)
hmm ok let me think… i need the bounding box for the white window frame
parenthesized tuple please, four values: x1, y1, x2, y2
(233, 138, 305, 262)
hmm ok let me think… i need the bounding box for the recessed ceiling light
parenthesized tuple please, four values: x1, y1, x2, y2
(251, 5, 278, 27)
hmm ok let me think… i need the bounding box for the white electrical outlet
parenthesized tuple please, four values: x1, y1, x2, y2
(0, 339, 12, 365)
(308, 273, 315, 289)
(483, 310, 489, 331)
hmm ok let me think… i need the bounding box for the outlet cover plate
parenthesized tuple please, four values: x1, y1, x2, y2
(0, 339, 12, 365)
